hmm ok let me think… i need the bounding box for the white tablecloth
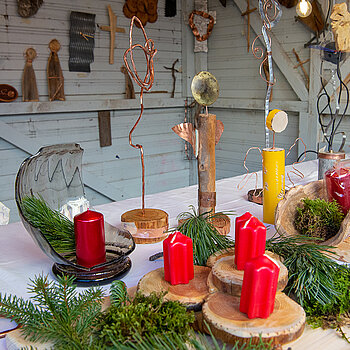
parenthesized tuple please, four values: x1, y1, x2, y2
(1, 160, 349, 349)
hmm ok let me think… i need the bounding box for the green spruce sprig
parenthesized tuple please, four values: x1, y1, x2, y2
(20, 195, 75, 254)
(0, 274, 104, 349)
(266, 234, 340, 306)
(110, 280, 130, 307)
(173, 206, 235, 266)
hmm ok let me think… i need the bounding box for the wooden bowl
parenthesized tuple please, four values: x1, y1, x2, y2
(275, 180, 350, 246)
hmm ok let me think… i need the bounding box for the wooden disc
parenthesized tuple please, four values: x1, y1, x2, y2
(210, 253, 288, 297)
(203, 292, 305, 346)
(211, 214, 231, 235)
(207, 247, 235, 268)
(137, 266, 211, 309)
(121, 208, 168, 244)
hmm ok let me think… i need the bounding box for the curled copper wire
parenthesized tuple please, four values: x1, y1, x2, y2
(123, 16, 157, 213)
(285, 137, 307, 189)
(237, 147, 263, 193)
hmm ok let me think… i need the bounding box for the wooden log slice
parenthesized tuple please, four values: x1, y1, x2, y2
(210, 253, 288, 297)
(211, 214, 231, 235)
(275, 180, 350, 246)
(202, 292, 305, 346)
(137, 266, 211, 310)
(207, 247, 235, 267)
(121, 208, 168, 244)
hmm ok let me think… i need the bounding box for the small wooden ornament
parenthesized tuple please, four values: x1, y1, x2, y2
(121, 208, 168, 244)
(137, 266, 211, 310)
(47, 39, 65, 101)
(202, 292, 305, 346)
(207, 251, 288, 297)
(22, 48, 39, 102)
(0, 84, 18, 102)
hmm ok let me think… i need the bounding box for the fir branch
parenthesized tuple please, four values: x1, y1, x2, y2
(0, 274, 104, 349)
(266, 234, 340, 306)
(21, 195, 75, 254)
(110, 280, 130, 307)
(172, 206, 234, 266)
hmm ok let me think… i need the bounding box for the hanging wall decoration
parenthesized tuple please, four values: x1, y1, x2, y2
(0, 84, 18, 102)
(123, 0, 158, 26)
(164, 59, 180, 98)
(69, 11, 96, 73)
(172, 71, 231, 235)
(99, 5, 125, 65)
(17, 0, 43, 18)
(165, 0, 176, 17)
(241, 0, 257, 52)
(22, 48, 39, 102)
(330, 2, 350, 52)
(188, 0, 216, 53)
(121, 16, 169, 244)
(120, 66, 136, 99)
(47, 39, 65, 101)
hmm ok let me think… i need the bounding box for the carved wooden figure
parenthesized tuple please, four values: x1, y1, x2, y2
(331, 2, 350, 52)
(22, 48, 39, 102)
(47, 39, 65, 101)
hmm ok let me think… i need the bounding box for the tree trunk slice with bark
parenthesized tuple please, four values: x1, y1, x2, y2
(202, 292, 305, 346)
(121, 208, 168, 244)
(137, 266, 211, 310)
(275, 179, 350, 246)
(210, 253, 288, 297)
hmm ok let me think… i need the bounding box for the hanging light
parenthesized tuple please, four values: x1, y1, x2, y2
(296, 0, 312, 17)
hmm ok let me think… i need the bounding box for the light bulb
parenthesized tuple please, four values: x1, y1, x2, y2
(296, 0, 312, 17)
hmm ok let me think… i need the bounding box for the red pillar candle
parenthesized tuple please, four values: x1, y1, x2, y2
(163, 231, 194, 285)
(234, 212, 266, 270)
(239, 254, 280, 319)
(74, 209, 106, 268)
(325, 163, 350, 215)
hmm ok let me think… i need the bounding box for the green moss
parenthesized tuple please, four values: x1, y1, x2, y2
(98, 292, 195, 345)
(294, 198, 344, 241)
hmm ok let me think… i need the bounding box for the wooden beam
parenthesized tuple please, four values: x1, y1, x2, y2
(233, 0, 309, 101)
(0, 120, 121, 202)
(0, 98, 184, 116)
(98, 111, 112, 147)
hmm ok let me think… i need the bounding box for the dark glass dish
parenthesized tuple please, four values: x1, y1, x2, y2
(15, 143, 135, 284)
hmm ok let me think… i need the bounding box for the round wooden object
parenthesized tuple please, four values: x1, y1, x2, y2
(275, 180, 350, 246)
(202, 292, 305, 346)
(137, 266, 211, 309)
(121, 208, 168, 244)
(207, 247, 235, 268)
(211, 214, 231, 235)
(209, 253, 288, 297)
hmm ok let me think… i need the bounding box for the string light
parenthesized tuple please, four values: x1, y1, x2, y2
(296, 0, 312, 17)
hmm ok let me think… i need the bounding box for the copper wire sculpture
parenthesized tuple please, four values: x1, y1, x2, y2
(123, 16, 157, 213)
(251, 0, 282, 147)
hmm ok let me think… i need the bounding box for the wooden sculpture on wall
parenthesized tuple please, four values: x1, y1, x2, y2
(17, 0, 43, 18)
(331, 2, 350, 52)
(123, 0, 158, 26)
(120, 66, 135, 99)
(22, 48, 39, 102)
(47, 39, 65, 101)
(100, 5, 125, 64)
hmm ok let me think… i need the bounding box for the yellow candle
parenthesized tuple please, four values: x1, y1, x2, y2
(262, 148, 285, 224)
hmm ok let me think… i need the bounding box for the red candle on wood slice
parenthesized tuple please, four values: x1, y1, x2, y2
(239, 254, 280, 319)
(163, 231, 194, 285)
(74, 209, 106, 268)
(234, 212, 266, 270)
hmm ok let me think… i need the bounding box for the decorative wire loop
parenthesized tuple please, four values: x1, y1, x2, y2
(237, 147, 263, 192)
(123, 16, 157, 212)
(285, 137, 306, 189)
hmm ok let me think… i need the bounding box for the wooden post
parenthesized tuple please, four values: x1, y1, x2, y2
(198, 113, 216, 215)
(100, 5, 125, 64)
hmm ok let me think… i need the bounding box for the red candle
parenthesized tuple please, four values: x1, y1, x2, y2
(234, 212, 266, 270)
(325, 165, 350, 215)
(74, 209, 106, 268)
(163, 231, 194, 285)
(239, 254, 280, 319)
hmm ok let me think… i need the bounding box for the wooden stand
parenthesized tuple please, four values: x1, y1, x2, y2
(121, 208, 168, 244)
(208, 253, 288, 297)
(137, 266, 211, 310)
(203, 292, 305, 346)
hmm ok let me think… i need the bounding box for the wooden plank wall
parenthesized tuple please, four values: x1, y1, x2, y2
(207, 0, 312, 179)
(0, 0, 188, 223)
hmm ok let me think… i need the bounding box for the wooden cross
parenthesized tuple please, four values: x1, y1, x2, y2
(100, 4, 125, 64)
(292, 48, 309, 89)
(241, 0, 257, 52)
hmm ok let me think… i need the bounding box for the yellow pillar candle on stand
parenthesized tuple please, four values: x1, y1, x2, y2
(262, 148, 285, 224)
